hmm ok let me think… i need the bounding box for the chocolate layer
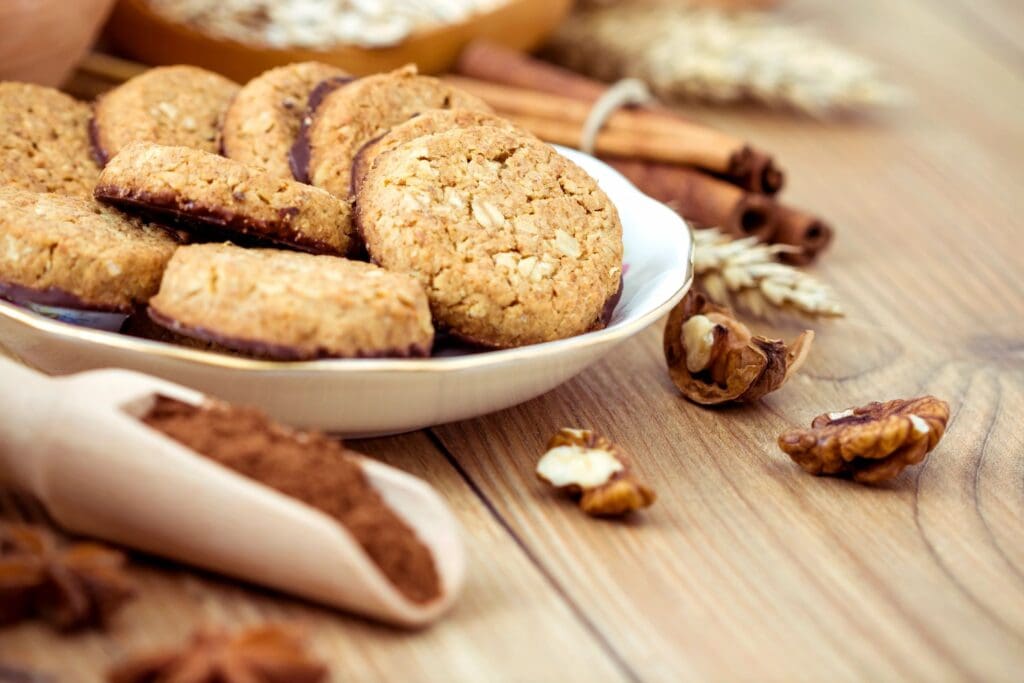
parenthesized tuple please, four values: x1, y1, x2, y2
(88, 113, 109, 167)
(347, 134, 393, 264)
(147, 306, 432, 361)
(289, 76, 354, 184)
(0, 279, 129, 313)
(349, 133, 384, 198)
(122, 310, 240, 355)
(95, 185, 343, 257)
(349, 111, 431, 198)
(599, 275, 624, 327)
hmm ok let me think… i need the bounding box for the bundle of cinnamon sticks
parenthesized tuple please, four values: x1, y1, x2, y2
(453, 41, 831, 264)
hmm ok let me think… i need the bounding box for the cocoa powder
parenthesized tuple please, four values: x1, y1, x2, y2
(141, 397, 441, 604)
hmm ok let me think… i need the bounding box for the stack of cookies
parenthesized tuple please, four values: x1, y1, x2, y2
(0, 62, 623, 360)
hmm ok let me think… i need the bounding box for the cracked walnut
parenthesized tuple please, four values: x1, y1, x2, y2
(664, 291, 813, 405)
(536, 428, 655, 517)
(777, 396, 950, 484)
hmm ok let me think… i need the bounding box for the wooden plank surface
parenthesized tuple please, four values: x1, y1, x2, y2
(429, 0, 1024, 679)
(931, 0, 1024, 67)
(2, 0, 1023, 680)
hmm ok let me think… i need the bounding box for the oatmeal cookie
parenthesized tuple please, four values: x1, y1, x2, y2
(222, 62, 350, 179)
(0, 82, 99, 197)
(148, 244, 434, 360)
(0, 187, 178, 312)
(351, 109, 527, 195)
(95, 142, 354, 256)
(91, 65, 239, 163)
(356, 127, 623, 348)
(294, 65, 489, 196)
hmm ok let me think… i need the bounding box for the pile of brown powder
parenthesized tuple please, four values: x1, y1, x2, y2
(141, 396, 441, 604)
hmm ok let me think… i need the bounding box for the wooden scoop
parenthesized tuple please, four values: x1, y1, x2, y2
(0, 358, 465, 627)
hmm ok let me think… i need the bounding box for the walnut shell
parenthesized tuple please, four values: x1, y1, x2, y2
(663, 291, 813, 405)
(778, 396, 950, 484)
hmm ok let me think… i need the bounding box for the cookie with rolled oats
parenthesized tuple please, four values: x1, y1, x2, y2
(0, 82, 99, 197)
(0, 187, 177, 313)
(147, 244, 434, 360)
(95, 142, 355, 256)
(356, 127, 623, 348)
(91, 65, 239, 163)
(293, 64, 488, 196)
(351, 108, 529, 195)
(222, 61, 350, 179)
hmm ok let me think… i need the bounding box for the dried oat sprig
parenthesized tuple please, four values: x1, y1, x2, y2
(693, 228, 843, 317)
(545, 5, 903, 114)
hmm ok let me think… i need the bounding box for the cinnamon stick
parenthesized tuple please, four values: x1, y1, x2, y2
(609, 158, 832, 263)
(772, 204, 834, 265)
(446, 76, 767, 176)
(498, 112, 740, 170)
(454, 41, 784, 194)
(456, 41, 608, 101)
(607, 157, 777, 244)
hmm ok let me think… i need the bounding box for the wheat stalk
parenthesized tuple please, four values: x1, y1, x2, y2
(545, 4, 903, 114)
(693, 228, 843, 317)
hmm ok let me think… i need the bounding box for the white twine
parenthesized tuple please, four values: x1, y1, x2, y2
(579, 78, 654, 154)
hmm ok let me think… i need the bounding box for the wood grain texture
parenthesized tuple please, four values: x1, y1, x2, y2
(2, 0, 1023, 680)
(931, 0, 1024, 67)
(428, 0, 1024, 679)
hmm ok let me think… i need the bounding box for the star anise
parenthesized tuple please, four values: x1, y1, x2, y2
(108, 625, 328, 683)
(0, 523, 136, 631)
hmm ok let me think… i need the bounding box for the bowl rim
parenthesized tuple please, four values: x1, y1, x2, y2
(0, 153, 693, 376)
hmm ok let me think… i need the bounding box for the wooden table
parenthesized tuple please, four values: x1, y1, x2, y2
(2, 0, 1023, 679)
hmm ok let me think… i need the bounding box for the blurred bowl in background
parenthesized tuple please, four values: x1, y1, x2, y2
(105, 0, 573, 81)
(0, 0, 116, 86)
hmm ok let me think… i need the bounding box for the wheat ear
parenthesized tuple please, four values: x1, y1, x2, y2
(693, 228, 843, 317)
(545, 5, 903, 114)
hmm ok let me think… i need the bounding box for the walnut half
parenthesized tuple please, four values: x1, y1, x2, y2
(536, 429, 656, 517)
(663, 291, 813, 405)
(777, 396, 950, 484)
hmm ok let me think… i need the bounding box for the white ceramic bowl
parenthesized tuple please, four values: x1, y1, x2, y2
(0, 148, 693, 436)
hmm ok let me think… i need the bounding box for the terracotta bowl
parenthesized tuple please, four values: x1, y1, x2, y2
(0, 0, 116, 86)
(105, 0, 573, 81)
